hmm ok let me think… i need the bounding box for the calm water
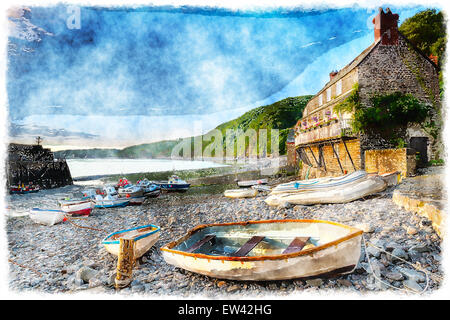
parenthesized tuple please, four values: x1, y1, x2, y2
(66, 158, 228, 178)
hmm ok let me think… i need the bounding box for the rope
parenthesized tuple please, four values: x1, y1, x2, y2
(362, 235, 432, 294)
(8, 258, 43, 277)
(64, 216, 106, 232)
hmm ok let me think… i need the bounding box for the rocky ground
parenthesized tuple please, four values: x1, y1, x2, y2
(5, 173, 444, 297)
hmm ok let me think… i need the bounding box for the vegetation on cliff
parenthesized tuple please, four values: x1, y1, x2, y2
(55, 95, 312, 159)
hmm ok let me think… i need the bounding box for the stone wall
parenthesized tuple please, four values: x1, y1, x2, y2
(286, 142, 297, 167)
(298, 138, 361, 178)
(364, 148, 416, 177)
(357, 35, 441, 159)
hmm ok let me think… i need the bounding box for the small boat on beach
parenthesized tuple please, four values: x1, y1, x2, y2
(127, 196, 146, 205)
(118, 185, 144, 198)
(137, 179, 162, 198)
(102, 224, 161, 258)
(251, 185, 272, 192)
(58, 199, 94, 216)
(155, 175, 190, 192)
(224, 188, 258, 198)
(10, 185, 40, 195)
(270, 170, 368, 194)
(29, 208, 66, 226)
(160, 219, 363, 281)
(237, 179, 268, 188)
(265, 175, 387, 206)
(94, 194, 129, 208)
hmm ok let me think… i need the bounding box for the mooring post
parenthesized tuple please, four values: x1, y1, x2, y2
(115, 238, 135, 289)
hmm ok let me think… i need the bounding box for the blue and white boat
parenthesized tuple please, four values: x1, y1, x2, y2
(94, 194, 129, 208)
(136, 179, 161, 198)
(155, 175, 190, 192)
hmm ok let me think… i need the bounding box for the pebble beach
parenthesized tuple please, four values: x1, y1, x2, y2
(5, 173, 444, 298)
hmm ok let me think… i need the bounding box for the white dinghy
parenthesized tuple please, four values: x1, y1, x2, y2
(224, 188, 258, 198)
(265, 175, 387, 206)
(161, 219, 363, 281)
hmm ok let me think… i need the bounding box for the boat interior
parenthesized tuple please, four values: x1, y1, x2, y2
(172, 221, 355, 257)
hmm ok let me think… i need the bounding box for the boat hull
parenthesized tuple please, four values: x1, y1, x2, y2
(102, 225, 161, 258)
(144, 188, 161, 198)
(94, 199, 129, 208)
(159, 183, 190, 191)
(161, 219, 363, 281)
(265, 176, 387, 206)
(237, 179, 268, 187)
(29, 208, 66, 226)
(59, 199, 94, 216)
(127, 196, 146, 205)
(224, 189, 258, 198)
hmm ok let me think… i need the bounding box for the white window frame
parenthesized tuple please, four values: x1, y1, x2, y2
(318, 94, 323, 106)
(336, 79, 342, 96)
(326, 87, 331, 102)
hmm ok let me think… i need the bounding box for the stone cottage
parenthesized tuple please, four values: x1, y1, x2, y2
(291, 7, 440, 178)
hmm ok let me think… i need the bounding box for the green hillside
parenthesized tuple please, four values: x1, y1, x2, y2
(55, 95, 312, 159)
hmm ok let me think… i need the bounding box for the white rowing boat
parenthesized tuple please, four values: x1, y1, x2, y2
(29, 208, 66, 226)
(237, 179, 268, 187)
(161, 219, 363, 280)
(265, 175, 387, 206)
(270, 170, 368, 194)
(224, 189, 258, 198)
(102, 224, 161, 258)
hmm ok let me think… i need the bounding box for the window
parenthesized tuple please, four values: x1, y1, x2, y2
(336, 79, 342, 95)
(326, 87, 331, 102)
(318, 94, 323, 106)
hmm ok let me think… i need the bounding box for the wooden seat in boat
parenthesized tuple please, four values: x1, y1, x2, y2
(282, 237, 311, 254)
(185, 234, 216, 253)
(232, 236, 265, 257)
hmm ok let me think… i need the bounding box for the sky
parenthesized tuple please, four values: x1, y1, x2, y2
(5, 2, 432, 150)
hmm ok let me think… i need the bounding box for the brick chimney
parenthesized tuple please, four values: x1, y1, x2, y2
(372, 7, 399, 45)
(329, 71, 338, 81)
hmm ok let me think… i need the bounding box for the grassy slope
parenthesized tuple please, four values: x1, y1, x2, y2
(55, 95, 312, 159)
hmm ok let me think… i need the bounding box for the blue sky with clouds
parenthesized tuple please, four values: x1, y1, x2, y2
(7, 4, 429, 149)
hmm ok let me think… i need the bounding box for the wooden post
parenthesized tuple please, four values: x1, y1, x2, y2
(115, 238, 135, 289)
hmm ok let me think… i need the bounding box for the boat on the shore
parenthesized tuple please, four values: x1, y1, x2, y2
(10, 185, 40, 195)
(118, 185, 144, 198)
(265, 175, 387, 206)
(237, 179, 268, 188)
(155, 175, 190, 192)
(160, 219, 363, 281)
(251, 185, 272, 192)
(224, 188, 258, 198)
(102, 224, 161, 258)
(58, 199, 94, 216)
(127, 196, 146, 205)
(270, 170, 368, 194)
(29, 208, 66, 226)
(94, 195, 129, 208)
(137, 179, 161, 198)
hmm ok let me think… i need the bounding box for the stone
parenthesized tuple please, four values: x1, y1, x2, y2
(75, 266, 98, 283)
(406, 227, 418, 235)
(355, 223, 374, 233)
(403, 279, 423, 293)
(398, 267, 426, 283)
(217, 281, 227, 288)
(306, 279, 323, 287)
(390, 248, 409, 263)
(226, 285, 240, 293)
(385, 271, 404, 281)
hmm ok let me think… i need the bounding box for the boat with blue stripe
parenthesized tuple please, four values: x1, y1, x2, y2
(102, 224, 161, 258)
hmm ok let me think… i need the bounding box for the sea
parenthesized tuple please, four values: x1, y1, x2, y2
(66, 158, 228, 179)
